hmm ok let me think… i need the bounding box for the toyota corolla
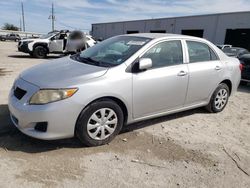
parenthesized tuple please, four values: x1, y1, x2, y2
(8, 33, 241, 146)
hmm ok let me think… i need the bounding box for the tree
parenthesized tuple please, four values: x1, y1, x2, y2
(2, 23, 19, 31)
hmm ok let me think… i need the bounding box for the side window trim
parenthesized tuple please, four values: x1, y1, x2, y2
(138, 39, 185, 69)
(185, 40, 220, 63)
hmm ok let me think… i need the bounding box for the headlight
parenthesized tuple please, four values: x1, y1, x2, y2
(29, 88, 78, 105)
(22, 41, 33, 45)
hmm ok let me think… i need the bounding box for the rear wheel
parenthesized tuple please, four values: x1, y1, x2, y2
(33, 46, 47, 58)
(76, 99, 124, 146)
(206, 83, 229, 113)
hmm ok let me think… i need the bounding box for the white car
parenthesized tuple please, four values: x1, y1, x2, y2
(9, 33, 241, 146)
(18, 30, 96, 58)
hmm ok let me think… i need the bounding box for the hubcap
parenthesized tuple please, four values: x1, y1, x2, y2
(38, 48, 46, 57)
(87, 108, 118, 140)
(215, 89, 228, 110)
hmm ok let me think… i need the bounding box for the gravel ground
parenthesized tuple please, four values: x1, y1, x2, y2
(0, 41, 250, 188)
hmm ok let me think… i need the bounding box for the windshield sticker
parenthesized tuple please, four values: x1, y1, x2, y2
(127, 41, 146, 45)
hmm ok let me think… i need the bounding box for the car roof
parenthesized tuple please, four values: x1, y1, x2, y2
(123, 33, 202, 40)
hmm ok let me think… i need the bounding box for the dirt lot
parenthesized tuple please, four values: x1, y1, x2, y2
(0, 41, 250, 188)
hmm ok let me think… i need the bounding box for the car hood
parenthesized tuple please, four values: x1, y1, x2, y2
(21, 38, 47, 43)
(20, 56, 108, 88)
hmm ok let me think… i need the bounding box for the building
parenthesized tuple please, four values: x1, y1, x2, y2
(91, 11, 250, 50)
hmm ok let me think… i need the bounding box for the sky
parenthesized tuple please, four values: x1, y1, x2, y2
(0, 0, 250, 34)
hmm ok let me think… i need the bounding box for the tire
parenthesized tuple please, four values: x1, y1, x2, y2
(240, 81, 248, 86)
(29, 52, 34, 57)
(76, 99, 124, 146)
(33, 46, 47, 58)
(206, 83, 229, 113)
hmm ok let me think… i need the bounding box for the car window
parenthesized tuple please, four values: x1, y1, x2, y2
(187, 41, 218, 63)
(142, 40, 183, 68)
(238, 50, 249, 56)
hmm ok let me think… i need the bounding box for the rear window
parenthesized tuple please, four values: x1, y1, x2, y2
(187, 41, 218, 63)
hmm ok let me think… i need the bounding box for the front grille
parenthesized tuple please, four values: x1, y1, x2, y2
(14, 87, 27, 100)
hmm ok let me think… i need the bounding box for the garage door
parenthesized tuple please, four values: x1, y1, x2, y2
(225, 29, 250, 51)
(182, 30, 204, 38)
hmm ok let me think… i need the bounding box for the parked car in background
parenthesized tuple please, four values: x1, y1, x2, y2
(222, 47, 250, 58)
(9, 33, 241, 146)
(216, 44, 232, 50)
(18, 30, 96, 58)
(0, 33, 21, 42)
(239, 54, 250, 85)
(222, 47, 250, 85)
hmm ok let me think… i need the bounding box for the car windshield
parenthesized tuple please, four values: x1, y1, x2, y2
(71, 36, 151, 67)
(40, 32, 58, 39)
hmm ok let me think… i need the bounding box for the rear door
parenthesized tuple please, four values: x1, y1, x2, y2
(132, 40, 189, 118)
(184, 40, 223, 106)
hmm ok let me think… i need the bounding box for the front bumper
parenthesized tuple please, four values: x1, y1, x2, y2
(18, 42, 31, 53)
(8, 78, 83, 140)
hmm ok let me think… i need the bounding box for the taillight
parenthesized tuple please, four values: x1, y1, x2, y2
(239, 63, 244, 71)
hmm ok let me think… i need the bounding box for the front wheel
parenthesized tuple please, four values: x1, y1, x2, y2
(33, 46, 47, 58)
(76, 99, 124, 146)
(206, 83, 229, 113)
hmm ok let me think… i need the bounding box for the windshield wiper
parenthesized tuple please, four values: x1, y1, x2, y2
(71, 54, 115, 67)
(83, 57, 100, 64)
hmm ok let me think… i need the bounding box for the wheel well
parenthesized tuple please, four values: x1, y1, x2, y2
(92, 97, 128, 124)
(33, 43, 49, 52)
(74, 96, 128, 137)
(220, 80, 232, 95)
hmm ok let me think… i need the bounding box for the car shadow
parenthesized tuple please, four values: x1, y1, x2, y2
(8, 55, 63, 59)
(0, 104, 207, 154)
(121, 107, 207, 133)
(238, 84, 250, 93)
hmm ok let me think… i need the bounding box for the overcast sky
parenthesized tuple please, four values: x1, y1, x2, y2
(0, 0, 250, 33)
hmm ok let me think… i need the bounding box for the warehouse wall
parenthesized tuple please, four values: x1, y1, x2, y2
(92, 11, 250, 45)
(214, 12, 250, 44)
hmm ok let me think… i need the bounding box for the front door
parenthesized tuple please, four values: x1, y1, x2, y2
(132, 40, 189, 119)
(49, 34, 64, 52)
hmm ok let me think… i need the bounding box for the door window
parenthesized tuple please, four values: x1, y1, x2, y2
(142, 40, 183, 68)
(187, 41, 218, 63)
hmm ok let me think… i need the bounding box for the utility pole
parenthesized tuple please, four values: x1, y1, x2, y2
(19, 17, 22, 31)
(21, 2, 25, 32)
(49, 3, 55, 31)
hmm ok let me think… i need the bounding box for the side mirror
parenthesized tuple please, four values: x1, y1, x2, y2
(139, 58, 152, 70)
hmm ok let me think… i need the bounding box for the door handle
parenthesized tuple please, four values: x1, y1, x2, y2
(215, 66, 222, 70)
(177, 71, 188, 76)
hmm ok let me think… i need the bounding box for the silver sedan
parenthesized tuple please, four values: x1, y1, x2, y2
(8, 33, 241, 146)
